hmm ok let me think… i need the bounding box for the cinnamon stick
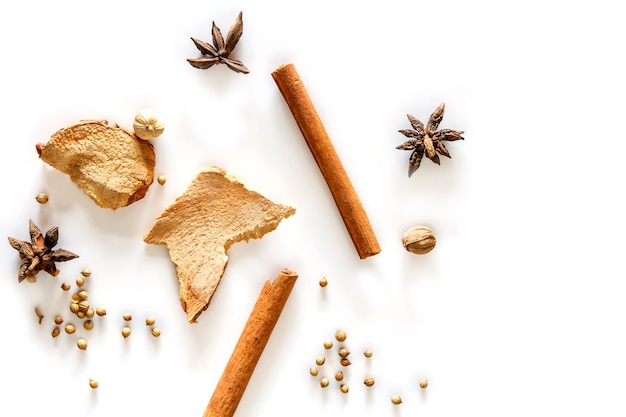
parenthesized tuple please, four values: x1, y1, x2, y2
(203, 269, 298, 417)
(271, 63, 381, 259)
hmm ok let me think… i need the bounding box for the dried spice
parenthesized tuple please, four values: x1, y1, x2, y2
(7, 219, 78, 282)
(187, 11, 249, 74)
(396, 103, 465, 177)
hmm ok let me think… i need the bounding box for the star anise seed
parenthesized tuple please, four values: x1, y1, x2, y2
(395, 103, 465, 177)
(7, 219, 78, 283)
(187, 11, 249, 74)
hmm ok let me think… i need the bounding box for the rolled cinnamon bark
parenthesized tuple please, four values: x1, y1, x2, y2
(203, 269, 298, 417)
(272, 63, 381, 259)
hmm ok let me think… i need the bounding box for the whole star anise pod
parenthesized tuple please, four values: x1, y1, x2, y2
(7, 219, 78, 283)
(187, 11, 249, 74)
(396, 103, 464, 177)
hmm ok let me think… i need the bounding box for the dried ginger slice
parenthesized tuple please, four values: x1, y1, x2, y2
(144, 166, 295, 323)
(37, 120, 155, 209)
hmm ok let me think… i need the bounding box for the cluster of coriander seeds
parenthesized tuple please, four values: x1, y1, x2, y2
(121, 313, 161, 339)
(310, 329, 360, 395)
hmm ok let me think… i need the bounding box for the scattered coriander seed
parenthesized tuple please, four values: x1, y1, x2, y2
(51, 327, 60, 338)
(64, 324, 76, 334)
(338, 347, 350, 358)
(419, 379, 429, 389)
(335, 371, 344, 381)
(335, 330, 347, 342)
(145, 316, 156, 326)
(340, 384, 349, 394)
(60, 282, 71, 291)
(34, 306, 44, 324)
(157, 175, 167, 185)
(363, 349, 373, 358)
(78, 290, 88, 301)
(363, 377, 375, 387)
(77, 338, 88, 350)
(323, 339, 333, 350)
(96, 307, 107, 316)
(35, 193, 49, 204)
(315, 356, 325, 366)
(123, 313, 132, 321)
(391, 395, 403, 405)
(320, 377, 330, 388)
(70, 303, 80, 314)
(151, 328, 161, 337)
(121, 326, 131, 338)
(76, 311, 86, 319)
(86, 308, 95, 319)
(54, 316, 64, 325)
(76, 277, 85, 287)
(89, 379, 99, 389)
(84, 320, 94, 331)
(340, 358, 351, 367)
(310, 367, 319, 377)
(319, 277, 328, 287)
(81, 269, 91, 277)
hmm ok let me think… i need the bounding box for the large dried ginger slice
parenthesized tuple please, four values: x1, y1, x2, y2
(144, 166, 295, 323)
(37, 120, 155, 209)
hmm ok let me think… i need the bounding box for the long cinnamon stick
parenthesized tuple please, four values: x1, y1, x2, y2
(272, 63, 381, 259)
(203, 269, 298, 417)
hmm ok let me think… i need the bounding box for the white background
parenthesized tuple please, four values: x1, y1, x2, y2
(1, 0, 625, 416)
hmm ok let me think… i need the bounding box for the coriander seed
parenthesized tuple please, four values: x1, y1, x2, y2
(54, 316, 64, 325)
(96, 307, 107, 316)
(78, 290, 88, 301)
(319, 277, 328, 287)
(76, 311, 86, 319)
(338, 347, 350, 358)
(86, 308, 94, 318)
(315, 356, 325, 366)
(309, 367, 318, 377)
(363, 377, 375, 387)
(335, 371, 344, 381)
(335, 330, 347, 342)
(151, 328, 161, 337)
(363, 349, 373, 358)
(71, 293, 80, 303)
(401, 225, 436, 255)
(78, 300, 90, 311)
(145, 316, 156, 326)
(77, 338, 88, 350)
(340, 384, 349, 394)
(81, 269, 91, 277)
(65, 324, 76, 334)
(323, 339, 333, 350)
(89, 379, 99, 389)
(123, 313, 132, 321)
(157, 175, 167, 185)
(121, 326, 131, 338)
(76, 277, 85, 287)
(60, 282, 71, 291)
(320, 377, 329, 388)
(51, 327, 60, 338)
(419, 379, 429, 389)
(340, 358, 351, 367)
(391, 395, 403, 405)
(70, 303, 80, 314)
(84, 320, 94, 331)
(35, 193, 49, 204)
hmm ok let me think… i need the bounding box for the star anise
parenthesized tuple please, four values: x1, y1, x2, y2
(7, 219, 78, 283)
(187, 11, 249, 74)
(396, 103, 464, 177)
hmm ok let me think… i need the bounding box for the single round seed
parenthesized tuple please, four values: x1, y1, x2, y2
(335, 330, 347, 342)
(319, 277, 328, 287)
(323, 339, 333, 350)
(71, 293, 80, 303)
(123, 313, 132, 321)
(51, 327, 60, 338)
(145, 316, 156, 326)
(89, 379, 98, 389)
(76, 311, 86, 319)
(320, 377, 329, 388)
(157, 175, 167, 185)
(60, 282, 71, 291)
(78, 300, 90, 311)
(335, 371, 344, 381)
(77, 290, 88, 301)
(75, 277, 85, 287)
(86, 308, 95, 318)
(77, 338, 88, 350)
(54, 316, 63, 325)
(419, 379, 429, 389)
(35, 193, 49, 204)
(84, 320, 94, 331)
(151, 328, 161, 337)
(340, 384, 349, 394)
(315, 356, 325, 366)
(81, 269, 91, 277)
(96, 307, 107, 316)
(338, 347, 350, 358)
(363, 349, 373, 358)
(363, 377, 375, 387)
(310, 367, 318, 377)
(340, 358, 351, 367)
(391, 395, 403, 405)
(121, 326, 131, 338)
(65, 324, 76, 334)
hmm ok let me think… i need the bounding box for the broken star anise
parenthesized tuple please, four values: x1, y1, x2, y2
(7, 219, 78, 283)
(187, 11, 249, 74)
(396, 103, 464, 177)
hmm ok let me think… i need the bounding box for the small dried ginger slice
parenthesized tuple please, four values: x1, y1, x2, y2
(144, 166, 295, 323)
(37, 120, 155, 209)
